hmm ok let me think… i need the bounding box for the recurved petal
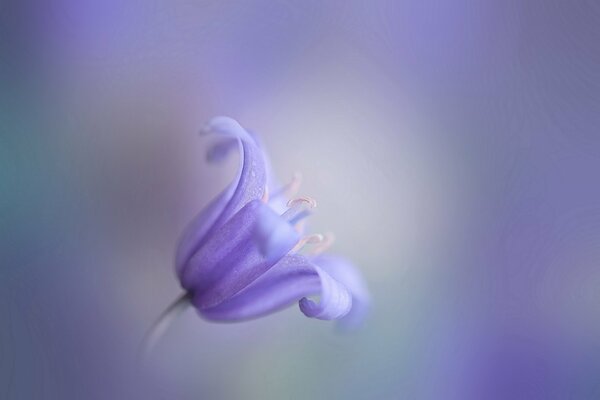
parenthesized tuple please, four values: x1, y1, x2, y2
(199, 254, 352, 322)
(247, 128, 289, 215)
(298, 264, 353, 320)
(246, 129, 279, 193)
(205, 116, 255, 143)
(175, 117, 267, 276)
(182, 199, 300, 309)
(312, 254, 370, 329)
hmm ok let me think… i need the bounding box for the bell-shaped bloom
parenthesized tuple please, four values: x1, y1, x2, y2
(175, 117, 369, 326)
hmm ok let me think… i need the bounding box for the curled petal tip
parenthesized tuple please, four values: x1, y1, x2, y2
(299, 265, 353, 320)
(313, 255, 370, 329)
(299, 291, 352, 321)
(199, 117, 228, 135)
(202, 116, 246, 137)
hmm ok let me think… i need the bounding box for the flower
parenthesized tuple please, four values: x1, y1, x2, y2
(174, 116, 369, 327)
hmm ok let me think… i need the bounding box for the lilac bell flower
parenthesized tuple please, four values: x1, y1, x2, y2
(144, 117, 369, 354)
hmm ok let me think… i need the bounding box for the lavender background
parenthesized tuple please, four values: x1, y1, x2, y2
(1, 1, 600, 399)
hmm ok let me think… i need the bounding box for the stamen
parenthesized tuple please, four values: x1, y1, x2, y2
(271, 172, 303, 199)
(309, 232, 336, 255)
(282, 172, 302, 197)
(281, 196, 317, 225)
(292, 233, 325, 253)
(261, 186, 270, 203)
(295, 219, 307, 234)
(287, 196, 317, 209)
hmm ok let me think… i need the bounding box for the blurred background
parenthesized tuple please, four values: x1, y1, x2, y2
(1, 1, 599, 399)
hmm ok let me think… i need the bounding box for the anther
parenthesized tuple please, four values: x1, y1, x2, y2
(281, 196, 317, 225)
(291, 233, 325, 253)
(287, 196, 317, 209)
(270, 172, 303, 200)
(309, 232, 336, 255)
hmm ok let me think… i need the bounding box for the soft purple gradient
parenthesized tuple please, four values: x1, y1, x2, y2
(1, 0, 599, 399)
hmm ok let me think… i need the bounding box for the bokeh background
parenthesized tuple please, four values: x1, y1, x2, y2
(2, 1, 600, 399)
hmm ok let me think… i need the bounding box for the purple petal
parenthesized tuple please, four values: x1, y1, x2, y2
(312, 254, 370, 329)
(175, 117, 267, 278)
(206, 137, 237, 163)
(247, 128, 290, 215)
(175, 189, 234, 279)
(246, 129, 279, 193)
(298, 265, 353, 320)
(183, 199, 300, 309)
(199, 254, 352, 322)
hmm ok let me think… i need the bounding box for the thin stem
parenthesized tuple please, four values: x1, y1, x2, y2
(140, 292, 191, 362)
